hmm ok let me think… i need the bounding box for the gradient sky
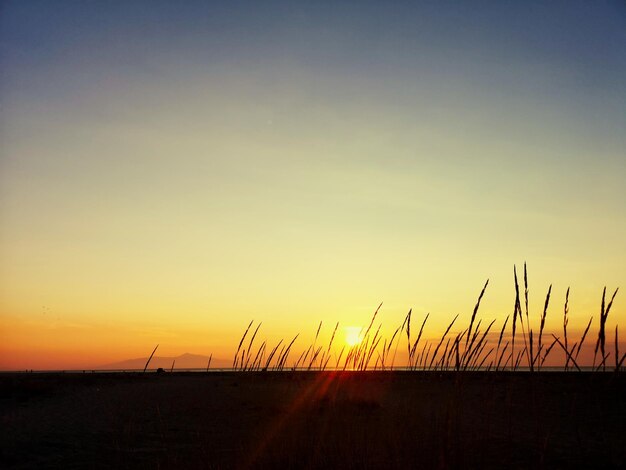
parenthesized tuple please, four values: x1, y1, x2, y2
(1, 1, 625, 369)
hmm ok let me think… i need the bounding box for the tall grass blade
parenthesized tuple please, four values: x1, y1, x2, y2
(244, 322, 262, 370)
(551, 335, 581, 372)
(409, 313, 429, 369)
(536, 285, 551, 370)
(143, 344, 159, 373)
(466, 279, 489, 350)
(563, 288, 570, 371)
(233, 320, 254, 369)
(574, 317, 593, 362)
(429, 314, 459, 369)
(511, 265, 521, 370)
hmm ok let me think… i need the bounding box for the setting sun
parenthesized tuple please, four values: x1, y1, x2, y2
(345, 327, 363, 347)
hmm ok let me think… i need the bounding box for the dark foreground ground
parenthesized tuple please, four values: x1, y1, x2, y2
(1, 371, 624, 469)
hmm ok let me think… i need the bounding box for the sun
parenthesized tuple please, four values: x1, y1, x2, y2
(345, 326, 363, 347)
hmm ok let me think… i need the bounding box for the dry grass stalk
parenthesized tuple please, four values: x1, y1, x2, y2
(563, 288, 570, 371)
(602, 288, 619, 370)
(342, 348, 354, 371)
(243, 322, 262, 370)
(350, 305, 382, 370)
(334, 345, 345, 370)
(409, 313, 429, 369)
(260, 344, 267, 369)
(304, 321, 323, 369)
(574, 317, 593, 363)
(384, 325, 400, 369)
(462, 318, 483, 365)
(251, 342, 266, 370)
(321, 322, 339, 370)
(447, 330, 466, 369)
(277, 334, 299, 371)
(528, 329, 534, 372)
(535, 285, 551, 371)
(465, 319, 495, 370)
(495, 315, 509, 365)
(405, 308, 412, 365)
(615, 325, 619, 372)
(514, 350, 524, 370)
(567, 341, 578, 368)
(363, 303, 382, 343)
(466, 279, 489, 350)
(594, 288, 618, 371)
(299, 345, 312, 370)
(143, 344, 159, 373)
(314, 321, 323, 346)
(380, 339, 388, 370)
(594, 353, 611, 372)
(511, 265, 521, 370)
(237, 349, 245, 370)
(364, 335, 382, 370)
(540, 337, 558, 368)
(374, 352, 382, 370)
(233, 320, 254, 369)
(273, 345, 286, 371)
(293, 348, 305, 370)
(551, 335, 581, 372)
(308, 345, 323, 371)
(474, 347, 494, 371)
(357, 337, 370, 370)
(420, 342, 432, 369)
(445, 334, 459, 369)
(263, 340, 283, 371)
(501, 349, 513, 370)
(437, 338, 451, 370)
(496, 341, 509, 371)
(429, 314, 459, 370)
(323, 352, 333, 370)
(519, 263, 531, 368)
(363, 324, 382, 370)
(523, 262, 530, 333)
(593, 288, 606, 368)
(392, 310, 411, 370)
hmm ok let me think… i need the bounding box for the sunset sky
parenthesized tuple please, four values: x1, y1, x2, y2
(1, 1, 625, 370)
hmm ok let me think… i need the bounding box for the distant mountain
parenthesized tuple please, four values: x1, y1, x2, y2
(97, 353, 229, 371)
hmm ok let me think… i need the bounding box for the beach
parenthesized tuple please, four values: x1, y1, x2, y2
(1, 371, 624, 469)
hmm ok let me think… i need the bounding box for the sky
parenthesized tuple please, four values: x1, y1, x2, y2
(1, 1, 625, 370)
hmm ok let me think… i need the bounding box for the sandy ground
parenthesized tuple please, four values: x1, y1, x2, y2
(1, 371, 624, 469)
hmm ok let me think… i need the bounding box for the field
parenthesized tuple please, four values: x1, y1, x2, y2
(1, 371, 625, 469)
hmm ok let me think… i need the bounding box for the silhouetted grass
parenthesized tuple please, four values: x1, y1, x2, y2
(225, 264, 621, 374)
(143, 344, 159, 373)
